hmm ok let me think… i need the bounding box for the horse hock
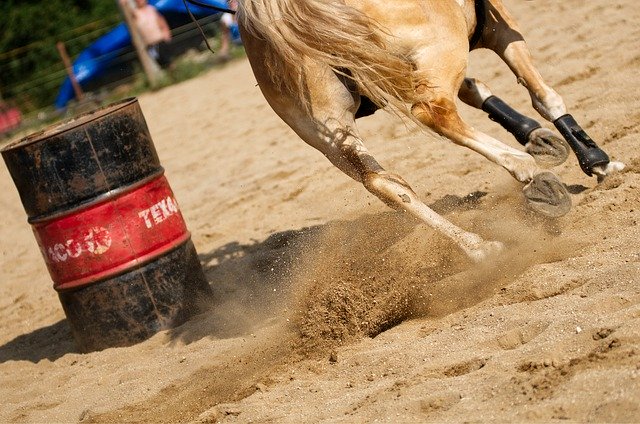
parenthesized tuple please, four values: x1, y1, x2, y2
(1, 98, 212, 352)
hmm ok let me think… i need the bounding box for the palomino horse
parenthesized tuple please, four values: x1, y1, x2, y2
(236, 0, 623, 262)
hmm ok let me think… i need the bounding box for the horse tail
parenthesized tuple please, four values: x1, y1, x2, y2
(238, 0, 414, 111)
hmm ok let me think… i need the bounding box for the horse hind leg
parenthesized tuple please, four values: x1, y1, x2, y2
(459, 77, 570, 168)
(475, 0, 624, 179)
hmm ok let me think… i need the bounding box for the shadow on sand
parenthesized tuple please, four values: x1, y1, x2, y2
(0, 319, 75, 363)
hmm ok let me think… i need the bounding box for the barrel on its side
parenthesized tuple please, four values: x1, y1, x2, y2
(1, 98, 212, 352)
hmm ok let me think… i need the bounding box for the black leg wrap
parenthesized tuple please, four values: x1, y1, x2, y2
(481, 96, 542, 146)
(554, 114, 609, 176)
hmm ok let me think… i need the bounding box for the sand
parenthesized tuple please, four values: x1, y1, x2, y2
(1, 0, 639, 422)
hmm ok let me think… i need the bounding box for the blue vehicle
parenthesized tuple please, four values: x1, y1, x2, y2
(55, 0, 239, 109)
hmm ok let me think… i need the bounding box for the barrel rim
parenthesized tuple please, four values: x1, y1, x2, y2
(0, 97, 139, 154)
(27, 168, 165, 224)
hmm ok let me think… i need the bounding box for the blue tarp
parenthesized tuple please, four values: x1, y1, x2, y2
(55, 0, 237, 108)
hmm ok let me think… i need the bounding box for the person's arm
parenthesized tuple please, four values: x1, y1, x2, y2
(219, 26, 230, 57)
(156, 10, 172, 41)
(218, 13, 233, 57)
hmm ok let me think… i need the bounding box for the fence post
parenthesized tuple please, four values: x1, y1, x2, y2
(56, 41, 85, 102)
(117, 0, 164, 87)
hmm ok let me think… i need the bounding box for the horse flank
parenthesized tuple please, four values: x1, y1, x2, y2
(238, 0, 415, 111)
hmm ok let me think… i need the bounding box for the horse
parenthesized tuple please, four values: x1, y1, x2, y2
(235, 0, 624, 262)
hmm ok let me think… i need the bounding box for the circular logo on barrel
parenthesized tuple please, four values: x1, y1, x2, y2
(84, 226, 112, 255)
(46, 226, 112, 263)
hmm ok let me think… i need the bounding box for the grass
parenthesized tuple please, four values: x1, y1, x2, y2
(4, 41, 246, 144)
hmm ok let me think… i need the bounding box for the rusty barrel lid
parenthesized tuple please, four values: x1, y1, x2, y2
(1, 98, 162, 222)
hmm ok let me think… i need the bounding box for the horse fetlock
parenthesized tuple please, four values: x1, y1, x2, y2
(525, 127, 570, 168)
(502, 152, 538, 183)
(363, 172, 416, 208)
(364, 171, 412, 191)
(464, 238, 505, 263)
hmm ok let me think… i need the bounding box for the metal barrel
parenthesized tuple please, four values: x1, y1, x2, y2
(1, 98, 212, 352)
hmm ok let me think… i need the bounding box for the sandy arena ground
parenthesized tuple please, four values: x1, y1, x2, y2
(1, 0, 639, 422)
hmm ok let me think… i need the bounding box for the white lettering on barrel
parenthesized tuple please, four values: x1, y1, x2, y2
(45, 226, 112, 263)
(66, 239, 82, 258)
(167, 197, 178, 214)
(138, 196, 180, 229)
(53, 243, 68, 262)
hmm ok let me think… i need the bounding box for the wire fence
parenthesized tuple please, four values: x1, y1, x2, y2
(1, 12, 229, 141)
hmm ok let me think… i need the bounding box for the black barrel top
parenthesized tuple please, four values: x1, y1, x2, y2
(1, 98, 163, 221)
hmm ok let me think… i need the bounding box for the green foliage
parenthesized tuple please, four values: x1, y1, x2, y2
(0, 0, 121, 111)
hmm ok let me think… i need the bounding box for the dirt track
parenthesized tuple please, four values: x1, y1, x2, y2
(1, 0, 639, 422)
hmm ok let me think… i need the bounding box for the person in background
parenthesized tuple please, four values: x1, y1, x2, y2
(126, 0, 173, 67)
(218, 0, 239, 60)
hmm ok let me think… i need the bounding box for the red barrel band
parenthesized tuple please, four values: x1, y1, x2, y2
(32, 175, 190, 290)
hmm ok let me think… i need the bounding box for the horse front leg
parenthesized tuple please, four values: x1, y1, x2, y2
(501, 42, 623, 179)
(475, 0, 624, 179)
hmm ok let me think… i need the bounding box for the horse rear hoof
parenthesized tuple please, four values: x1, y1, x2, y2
(523, 171, 572, 218)
(525, 128, 570, 168)
(467, 240, 505, 263)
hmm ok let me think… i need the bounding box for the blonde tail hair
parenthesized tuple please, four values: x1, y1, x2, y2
(238, 0, 415, 112)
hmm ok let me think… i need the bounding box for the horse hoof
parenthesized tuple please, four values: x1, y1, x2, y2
(523, 171, 572, 218)
(525, 128, 570, 168)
